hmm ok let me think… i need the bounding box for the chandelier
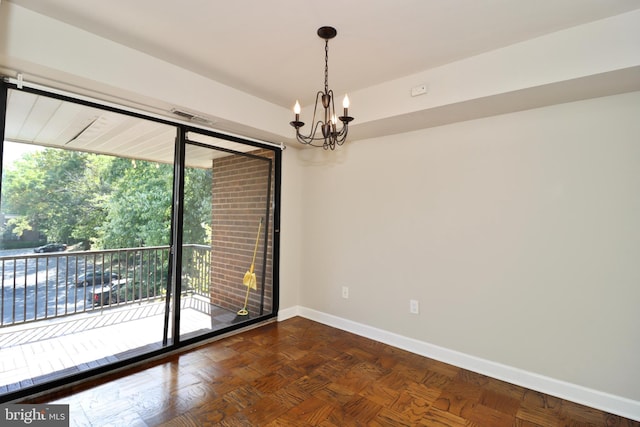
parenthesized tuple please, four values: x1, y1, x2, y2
(290, 26, 354, 150)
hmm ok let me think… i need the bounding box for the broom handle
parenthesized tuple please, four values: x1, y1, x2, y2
(242, 282, 251, 308)
(249, 218, 263, 272)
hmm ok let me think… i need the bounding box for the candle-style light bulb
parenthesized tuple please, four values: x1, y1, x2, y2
(342, 94, 350, 116)
(293, 100, 301, 122)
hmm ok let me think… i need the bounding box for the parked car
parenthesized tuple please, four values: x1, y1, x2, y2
(75, 271, 120, 287)
(34, 243, 67, 253)
(90, 279, 127, 306)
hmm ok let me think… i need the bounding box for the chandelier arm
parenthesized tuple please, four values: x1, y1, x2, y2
(297, 90, 342, 144)
(296, 136, 332, 148)
(295, 120, 326, 146)
(295, 91, 326, 142)
(328, 88, 336, 122)
(296, 127, 348, 149)
(297, 119, 348, 145)
(311, 90, 325, 130)
(297, 120, 348, 144)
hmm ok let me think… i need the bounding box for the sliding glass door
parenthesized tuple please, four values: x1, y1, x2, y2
(0, 82, 280, 401)
(177, 133, 276, 341)
(0, 87, 178, 393)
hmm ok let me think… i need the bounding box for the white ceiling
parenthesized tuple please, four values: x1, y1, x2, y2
(7, 0, 640, 108)
(2, 0, 640, 162)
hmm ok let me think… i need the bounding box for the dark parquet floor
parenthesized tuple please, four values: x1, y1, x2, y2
(27, 317, 639, 426)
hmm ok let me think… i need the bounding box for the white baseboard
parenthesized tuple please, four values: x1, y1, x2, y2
(277, 305, 639, 422)
(276, 305, 299, 322)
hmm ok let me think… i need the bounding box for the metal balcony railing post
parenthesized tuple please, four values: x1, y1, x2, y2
(23, 259, 26, 322)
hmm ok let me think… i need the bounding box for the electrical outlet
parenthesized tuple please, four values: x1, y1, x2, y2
(342, 286, 349, 299)
(409, 299, 419, 314)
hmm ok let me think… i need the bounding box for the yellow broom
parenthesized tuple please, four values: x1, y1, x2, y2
(237, 217, 263, 316)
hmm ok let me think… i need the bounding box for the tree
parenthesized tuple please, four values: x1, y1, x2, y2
(96, 159, 173, 248)
(1, 149, 104, 244)
(97, 161, 212, 248)
(2, 146, 212, 250)
(183, 167, 212, 245)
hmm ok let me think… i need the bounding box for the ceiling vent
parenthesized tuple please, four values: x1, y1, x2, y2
(170, 108, 215, 126)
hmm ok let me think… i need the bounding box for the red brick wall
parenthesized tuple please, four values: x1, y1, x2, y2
(209, 149, 274, 316)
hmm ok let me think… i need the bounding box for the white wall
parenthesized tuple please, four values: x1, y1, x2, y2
(297, 92, 640, 405)
(278, 147, 304, 311)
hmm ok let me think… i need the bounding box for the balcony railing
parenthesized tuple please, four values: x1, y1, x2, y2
(0, 244, 210, 327)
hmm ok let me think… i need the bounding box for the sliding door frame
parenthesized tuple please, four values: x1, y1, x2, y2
(0, 79, 282, 402)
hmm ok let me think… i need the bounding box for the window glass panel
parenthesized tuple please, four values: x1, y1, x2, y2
(180, 132, 275, 340)
(1, 88, 176, 391)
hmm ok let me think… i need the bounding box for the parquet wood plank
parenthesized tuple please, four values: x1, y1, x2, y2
(282, 395, 336, 425)
(314, 381, 357, 407)
(22, 317, 639, 426)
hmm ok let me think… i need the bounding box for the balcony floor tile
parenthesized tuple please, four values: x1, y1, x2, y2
(0, 297, 238, 396)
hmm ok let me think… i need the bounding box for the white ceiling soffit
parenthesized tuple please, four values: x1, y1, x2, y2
(3, 89, 259, 168)
(6, 0, 640, 108)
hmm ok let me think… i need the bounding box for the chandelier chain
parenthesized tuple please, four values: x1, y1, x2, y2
(324, 39, 329, 93)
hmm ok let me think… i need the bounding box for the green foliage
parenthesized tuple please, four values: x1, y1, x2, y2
(6, 216, 32, 237)
(96, 160, 173, 248)
(2, 149, 101, 243)
(2, 146, 212, 250)
(183, 167, 213, 245)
